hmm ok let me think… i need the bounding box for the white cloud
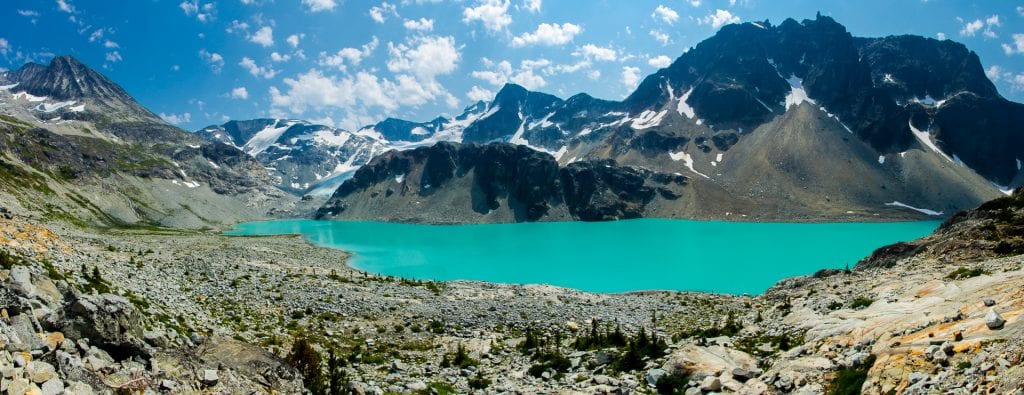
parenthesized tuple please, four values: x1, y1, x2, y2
(652, 5, 679, 25)
(271, 52, 291, 62)
(287, 34, 303, 48)
(463, 0, 512, 32)
(467, 85, 494, 101)
(369, 2, 398, 23)
(587, 70, 601, 80)
(103, 39, 119, 48)
(621, 66, 642, 89)
(689, 0, 701, 7)
(1010, 73, 1024, 92)
(470, 58, 550, 90)
(404, 18, 435, 31)
(649, 30, 670, 45)
(231, 87, 249, 99)
(57, 0, 75, 13)
(198, 49, 224, 73)
(160, 112, 192, 125)
(319, 37, 379, 71)
(936, 32, 946, 40)
(239, 57, 278, 79)
(105, 51, 122, 63)
(302, 0, 337, 12)
(1018, 6, 1024, 16)
(960, 19, 983, 37)
(648, 55, 671, 68)
(249, 26, 274, 47)
(511, 22, 582, 47)
(88, 29, 104, 43)
(699, 9, 740, 29)
(179, 1, 215, 22)
(226, 19, 249, 33)
(986, 65, 1003, 81)
(521, 0, 541, 13)
(573, 44, 617, 62)
(271, 35, 462, 123)
(1002, 33, 1024, 55)
(0, 38, 9, 56)
(386, 35, 461, 80)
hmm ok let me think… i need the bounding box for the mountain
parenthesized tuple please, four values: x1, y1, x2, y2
(311, 15, 1017, 223)
(195, 101, 490, 195)
(0, 56, 290, 229)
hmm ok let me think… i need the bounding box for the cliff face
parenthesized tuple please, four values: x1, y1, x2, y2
(315, 142, 689, 223)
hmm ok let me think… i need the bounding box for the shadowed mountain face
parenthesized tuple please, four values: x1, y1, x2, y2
(304, 15, 1018, 223)
(0, 56, 287, 228)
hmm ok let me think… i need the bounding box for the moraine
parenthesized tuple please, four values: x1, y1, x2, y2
(226, 219, 938, 294)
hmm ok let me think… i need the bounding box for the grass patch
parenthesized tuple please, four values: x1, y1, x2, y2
(945, 267, 990, 281)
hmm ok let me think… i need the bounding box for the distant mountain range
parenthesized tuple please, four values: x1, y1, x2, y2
(0, 15, 1020, 226)
(301, 15, 1022, 222)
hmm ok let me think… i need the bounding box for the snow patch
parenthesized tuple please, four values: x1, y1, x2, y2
(313, 129, 351, 147)
(0, 83, 19, 90)
(1017, 158, 1021, 171)
(669, 151, 710, 179)
(908, 120, 953, 162)
(676, 88, 696, 119)
(882, 74, 896, 84)
(994, 184, 1014, 196)
(395, 174, 405, 183)
(244, 121, 297, 155)
(716, 153, 723, 162)
(35, 100, 77, 113)
(885, 201, 943, 216)
(784, 76, 815, 110)
(13, 92, 48, 102)
(878, 155, 885, 164)
(410, 126, 429, 136)
(630, 110, 668, 130)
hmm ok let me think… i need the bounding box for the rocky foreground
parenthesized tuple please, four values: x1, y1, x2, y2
(0, 191, 1022, 394)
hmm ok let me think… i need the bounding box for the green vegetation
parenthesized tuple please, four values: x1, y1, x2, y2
(0, 250, 27, 270)
(945, 267, 990, 280)
(81, 264, 111, 294)
(440, 344, 478, 369)
(569, 319, 668, 373)
(285, 337, 349, 395)
(850, 297, 874, 310)
(655, 372, 690, 395)
(827, 355, 875, 395)
(467, 371, 491, 390)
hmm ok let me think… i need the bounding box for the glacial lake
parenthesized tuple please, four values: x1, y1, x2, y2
(225, 219, 939, 294)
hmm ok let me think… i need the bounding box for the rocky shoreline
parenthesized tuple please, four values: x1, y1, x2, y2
(1, 203, 1022, 393)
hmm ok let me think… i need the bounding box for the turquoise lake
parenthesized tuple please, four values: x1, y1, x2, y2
(225, 219, 939, 294)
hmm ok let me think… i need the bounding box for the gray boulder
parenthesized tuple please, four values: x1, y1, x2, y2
(61, 293, 150, 359)
(9, 266, 35, 297)
(645, 368, 667, 386)
(985, 309, 1005, 330)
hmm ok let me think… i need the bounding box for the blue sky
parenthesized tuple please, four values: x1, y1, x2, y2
(2, 0, 1023, 131)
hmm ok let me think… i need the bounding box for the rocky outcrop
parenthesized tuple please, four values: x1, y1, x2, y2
(317, 142, 689, 223)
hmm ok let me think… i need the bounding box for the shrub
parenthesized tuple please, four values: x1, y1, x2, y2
(850, 297, 874, 310)
(468, 371, 491, 390)
(945, 267, 990, 280)
(655, 372, 690, 395)
(827, 355, 875, 395)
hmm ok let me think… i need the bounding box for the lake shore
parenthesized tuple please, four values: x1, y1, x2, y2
(4, 213, 1020, 393)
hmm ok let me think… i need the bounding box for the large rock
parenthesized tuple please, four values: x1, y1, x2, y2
(60, 294, 149, 359)
(8, 266, 35, 297)
(662, 345, 758, 378)
(984, 309, 1005, 330)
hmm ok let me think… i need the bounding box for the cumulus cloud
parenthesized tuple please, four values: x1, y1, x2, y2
(249, 26, 274, 47)
(270, 35, 463, 126)
(511, 23, 581, 47)
(198, 49, 224, 73)
(650, 30, 670, 45)
(369, 2, 398, 23)
(573, 44, 617, 62)
(621, 66, 642, 89)
(0, 38, 9, 56)
(471, 58, 548, 90)
(466, 85, 494, 102)
(287, 34, 303, 48)
(648, 55, 671, 68)
(652, 5, 678, 25)
(271, 52, 291, 62)
(230, 87, 249, 99)
(57, 0, 75, 13)
(960, 15, 999, 38)
(1001, 33, 1024, 55)
(105, 51, 122, 63)
(160, 112, 192, 125)
(239, 57, 278, 79)
(986, 65, 1003, 81)
(404, 18, 434, 31)
(699, 9, 740, 29)
(936, 32, 946, 40)
(520, 0, 541, 13)
(302, 0, 337, 12)
(179, 1, 215, 22)
(463, 0, 512, 32)
(319, 37, 379, 71)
